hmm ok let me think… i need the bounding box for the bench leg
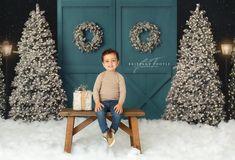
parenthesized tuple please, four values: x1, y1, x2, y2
(128, 117, 134, 146)
(129, 117, 142, 153)
(64, 116, 75, 153)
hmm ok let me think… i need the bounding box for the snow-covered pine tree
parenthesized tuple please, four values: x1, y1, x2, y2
(228, 52, 235, 119)
(0, 54, 6, 118)
(9, 4, 67, 122)
(163, 4, 225, 126)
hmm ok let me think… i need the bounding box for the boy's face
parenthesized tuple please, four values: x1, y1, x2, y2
(102, 53, 119, 71)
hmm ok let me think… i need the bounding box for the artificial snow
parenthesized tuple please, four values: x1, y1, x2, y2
(0, 118, 234, 160)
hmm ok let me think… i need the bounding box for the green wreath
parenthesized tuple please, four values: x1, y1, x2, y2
(129, 21, 160, 53)
(74, 22, 103, 53)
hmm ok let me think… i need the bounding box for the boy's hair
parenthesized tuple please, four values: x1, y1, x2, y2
(101, 48, 119, 62)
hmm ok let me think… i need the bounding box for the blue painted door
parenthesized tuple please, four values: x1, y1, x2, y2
(57, 0, 177, 119)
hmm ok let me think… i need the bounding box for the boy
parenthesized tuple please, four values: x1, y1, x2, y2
(93, 48, 126, 147)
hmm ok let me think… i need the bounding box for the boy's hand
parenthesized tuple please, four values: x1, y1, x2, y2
(114, 103, 123, 114)
(95, 101, 104, 112)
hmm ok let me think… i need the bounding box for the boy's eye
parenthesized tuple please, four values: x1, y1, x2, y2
(112, 60, 116, 62)
(105, 60, 109, 63)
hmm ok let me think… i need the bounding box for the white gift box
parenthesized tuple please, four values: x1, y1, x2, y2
(73, 90, 92, 110)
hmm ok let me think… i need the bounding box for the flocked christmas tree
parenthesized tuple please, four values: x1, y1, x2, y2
(0, 54, 6, 118)
(228, 51, 235, 119)
(163, 4, 225, 126)
(9, 4, 67, 121)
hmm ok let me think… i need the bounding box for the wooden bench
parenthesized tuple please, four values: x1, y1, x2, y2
(59, 108, 145, 153)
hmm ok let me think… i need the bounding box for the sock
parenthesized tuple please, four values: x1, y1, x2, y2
(111, 128, 115, 134)
(103, 131, 107, 137)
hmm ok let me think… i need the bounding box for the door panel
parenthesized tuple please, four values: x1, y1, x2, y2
(57, 0, 116, 107)
(116, 0, 176, 118)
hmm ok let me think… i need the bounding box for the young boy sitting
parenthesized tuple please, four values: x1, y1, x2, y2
(93, 48, 126, 147)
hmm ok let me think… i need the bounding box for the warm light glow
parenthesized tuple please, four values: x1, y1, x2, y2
(221, 43, 233, 56)
(1, 41, 13, 56)
(233, 38, 235, 52)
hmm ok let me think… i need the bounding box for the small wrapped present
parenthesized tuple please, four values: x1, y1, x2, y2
(73, 85, 92, 110)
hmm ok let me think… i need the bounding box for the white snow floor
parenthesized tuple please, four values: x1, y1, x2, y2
(0, 118, 234, 160)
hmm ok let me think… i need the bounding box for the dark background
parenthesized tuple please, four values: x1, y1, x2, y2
(0, 0, 234, 48)
(0, 0, 234, 117)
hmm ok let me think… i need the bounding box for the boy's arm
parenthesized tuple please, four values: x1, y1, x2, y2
(93, 73, 102, 103)
(118, 74, 126, 106)
(93, 73, 105, 112)
(114, 74, 126, 114)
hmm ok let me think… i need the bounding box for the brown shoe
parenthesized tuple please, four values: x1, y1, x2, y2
(107, 129, 115, 147)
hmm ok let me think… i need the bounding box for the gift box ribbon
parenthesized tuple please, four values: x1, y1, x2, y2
(81, 90, 87, 110)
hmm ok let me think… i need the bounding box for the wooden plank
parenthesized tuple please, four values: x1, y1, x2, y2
(73, 117, 97, 135)
(129, 117, 142, 153)
(59, 108, 145, 117)
(64, 117, 75, 153)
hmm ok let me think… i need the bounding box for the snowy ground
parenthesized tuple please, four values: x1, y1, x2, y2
(0, 118, 234, 160)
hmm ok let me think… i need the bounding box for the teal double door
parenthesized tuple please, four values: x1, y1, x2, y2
(57, 0, 177, 119)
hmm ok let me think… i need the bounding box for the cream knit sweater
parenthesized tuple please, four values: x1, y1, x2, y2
(93, 71, 126, 104)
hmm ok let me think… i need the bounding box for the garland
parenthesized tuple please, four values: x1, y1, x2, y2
(129, 21, 160, 53)
(74, 22, 103, 53)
